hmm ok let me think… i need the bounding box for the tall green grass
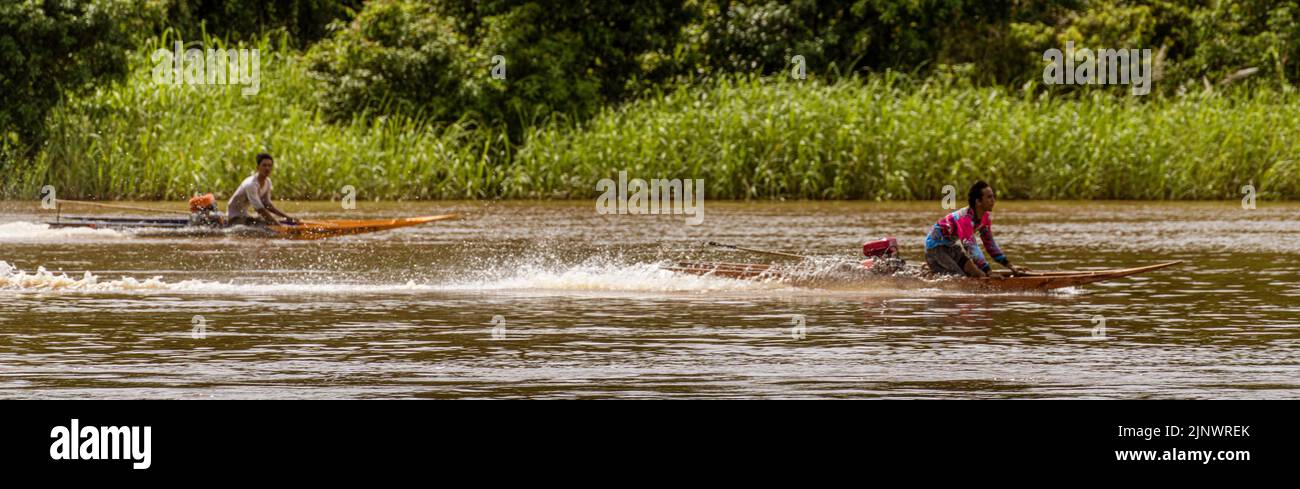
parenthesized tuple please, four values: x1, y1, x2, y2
(4, 33, 510, 201)
(514, 76, 1300, 200)
(5, 34, 1299, 201)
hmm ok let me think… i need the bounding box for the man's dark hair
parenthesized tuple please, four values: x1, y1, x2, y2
(968, 180, 990, 210)
(256, 153, 274, 165)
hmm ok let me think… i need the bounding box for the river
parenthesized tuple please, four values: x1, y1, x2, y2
(1, 200, 1297, 398)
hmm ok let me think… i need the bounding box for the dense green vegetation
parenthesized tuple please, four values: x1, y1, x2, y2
(4, 0, 1299, 201)
(519, 77, 1300, 200)
(9, 34, 508, 200)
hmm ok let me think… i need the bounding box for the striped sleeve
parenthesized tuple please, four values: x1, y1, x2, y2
(963, 235, 990, 272)
(979, 222, 1009, 266)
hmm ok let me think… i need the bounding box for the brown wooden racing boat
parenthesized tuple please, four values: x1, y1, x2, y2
(663, 260, 1183, 291)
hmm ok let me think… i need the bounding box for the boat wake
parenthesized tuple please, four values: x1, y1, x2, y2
(1, 260, 182, 291)
(1, 257, 1076, 296)
(0, 258, 778, 295)
(0, 260, 433, 294)
(438, 260, 790, 294)
(0, 221, 125, 241)
(407, 256, 986, 296)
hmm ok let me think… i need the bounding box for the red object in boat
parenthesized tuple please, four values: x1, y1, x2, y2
(189, 193, 217, 212)
(862, 237, 898, 257)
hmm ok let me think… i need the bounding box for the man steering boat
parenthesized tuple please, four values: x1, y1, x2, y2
(226, 153, 299, 226)
(923, 180, 1029, 278)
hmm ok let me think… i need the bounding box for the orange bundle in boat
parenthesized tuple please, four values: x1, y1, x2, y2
(189, 193, 216, 212)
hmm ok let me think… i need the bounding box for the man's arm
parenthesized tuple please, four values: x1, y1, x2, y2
(979, 224, 1028, 274)
(255, 207, 279, 223)
(963, 237, 992, 276)
(261, 202, 298, 225)
(242, 181, 281, 224)
(264, 201, 293, 221)
(258, 183, 296, 224)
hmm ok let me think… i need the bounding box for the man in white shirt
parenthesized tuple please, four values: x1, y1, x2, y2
(227, 153, 298, 226)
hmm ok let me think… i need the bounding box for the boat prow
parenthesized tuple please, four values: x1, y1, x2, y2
(268, 214, 459, 240)
(976, 260, 1183, 291)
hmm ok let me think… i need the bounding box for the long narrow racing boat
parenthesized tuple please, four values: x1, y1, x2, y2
(664, 260, 1182, 291)
(47, 214, 458, 240)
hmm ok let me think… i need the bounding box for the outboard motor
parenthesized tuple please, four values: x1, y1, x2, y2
(862, 237, 898, 258)
(860, 236, 903, 274)
(188, 193, 223, 227)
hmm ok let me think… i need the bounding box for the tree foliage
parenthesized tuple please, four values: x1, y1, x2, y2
(0, 0, 156, 153)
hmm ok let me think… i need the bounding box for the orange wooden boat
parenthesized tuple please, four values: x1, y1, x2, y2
(47, 214, 459, 240)
(265, 215, 458, 240)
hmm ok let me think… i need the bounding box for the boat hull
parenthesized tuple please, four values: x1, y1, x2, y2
(46, 214, 458, 240)
(663, 260, 1182, 291)
(267, 215, 458, 240)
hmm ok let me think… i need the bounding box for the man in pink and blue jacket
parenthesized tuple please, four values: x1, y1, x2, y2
(924, 181, 1029, 277)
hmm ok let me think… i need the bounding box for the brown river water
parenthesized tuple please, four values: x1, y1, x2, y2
(1, 200, 1297, 399)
